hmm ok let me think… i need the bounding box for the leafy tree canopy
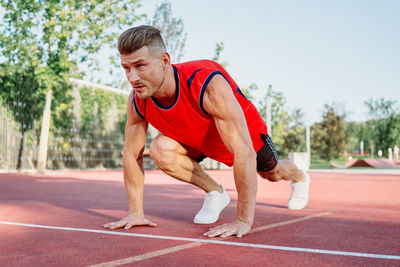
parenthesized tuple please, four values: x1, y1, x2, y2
(311, 103, 347, 162)
(365, 98, 400, 155)
(0, 0, 143, 169)
(150, 0, 187, 63)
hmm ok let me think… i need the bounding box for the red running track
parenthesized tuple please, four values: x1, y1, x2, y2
(0, 169, 399, 266)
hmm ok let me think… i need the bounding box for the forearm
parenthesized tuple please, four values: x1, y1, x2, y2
(123, 152, 145, 216)
(233, 149, 257, 225)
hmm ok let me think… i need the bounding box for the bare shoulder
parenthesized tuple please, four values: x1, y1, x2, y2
(202, 74, 240, 118)
(203, 74, 230, 100)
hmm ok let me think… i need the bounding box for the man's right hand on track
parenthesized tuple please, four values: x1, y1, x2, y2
(102, 213, 157, 230)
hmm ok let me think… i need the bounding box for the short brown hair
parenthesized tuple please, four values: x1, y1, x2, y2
(118, 25, 166, 55)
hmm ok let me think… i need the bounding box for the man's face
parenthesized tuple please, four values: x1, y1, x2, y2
(120, 46, 166, 99)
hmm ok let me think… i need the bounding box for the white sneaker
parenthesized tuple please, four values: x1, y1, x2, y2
(288, 171, 310, 210)
(194, 185, 230, 224)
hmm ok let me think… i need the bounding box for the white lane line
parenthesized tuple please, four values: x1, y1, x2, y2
(251, 211, 333, 233)
(90, 211, 332, 266)
(88, 242, 203, 267)
(0, 221, 399, 260)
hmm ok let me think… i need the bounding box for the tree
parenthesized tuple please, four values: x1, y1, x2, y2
(311, 104, 347, 162)
(0, 64, 43, 170)
(365, 98, 400, 156)
(346, 121, 373, 156)
(0, 0, 143, 170)
(212, 41, 228, 69)
(260, 85, 292, 155)
(150, 1, 187, 63)
(283, 108, 306, 154)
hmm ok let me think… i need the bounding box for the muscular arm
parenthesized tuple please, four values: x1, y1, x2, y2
(103, 91, 156, 229)
(202, 75, 257, 237)
(123, 91, 148, 216)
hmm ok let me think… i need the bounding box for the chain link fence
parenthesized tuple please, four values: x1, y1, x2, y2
(0, 79, 223, 171)
(0, 81, 129, 171)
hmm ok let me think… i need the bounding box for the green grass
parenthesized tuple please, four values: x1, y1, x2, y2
(310, 161, 332, 169)
(310, 159, 347, 169)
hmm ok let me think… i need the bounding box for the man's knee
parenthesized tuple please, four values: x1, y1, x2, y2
(149, 135, 178, 168)
(258, 168, 281, 182)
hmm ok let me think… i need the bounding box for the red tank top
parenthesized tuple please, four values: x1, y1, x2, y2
(134, 60, 268, 166)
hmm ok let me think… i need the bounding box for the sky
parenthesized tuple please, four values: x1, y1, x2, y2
(126, 0, 399, 124)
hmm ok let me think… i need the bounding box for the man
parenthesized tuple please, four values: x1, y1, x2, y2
(103, 25, 310, 238)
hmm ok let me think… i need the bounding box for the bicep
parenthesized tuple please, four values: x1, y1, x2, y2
(202, 75, 253, 154)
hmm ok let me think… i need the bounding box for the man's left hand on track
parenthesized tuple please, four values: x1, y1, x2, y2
(203, 220, 251, 238)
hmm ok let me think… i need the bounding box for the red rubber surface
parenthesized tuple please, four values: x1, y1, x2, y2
(0, 170, 399, 266)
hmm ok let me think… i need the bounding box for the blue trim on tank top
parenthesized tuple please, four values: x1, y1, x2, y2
(199, 71, 229, 115)
(188, 69, 203, 90)
(133, 91, 145, 119)
(235, 88, 249, 101)
(151, 65, 180, 110)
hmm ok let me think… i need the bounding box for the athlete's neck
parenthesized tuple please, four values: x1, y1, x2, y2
(152, 65, 176, 107)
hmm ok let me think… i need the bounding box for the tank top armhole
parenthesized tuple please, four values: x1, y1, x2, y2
(199, 71, 230, 115)
(133, 91, 146, 120)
